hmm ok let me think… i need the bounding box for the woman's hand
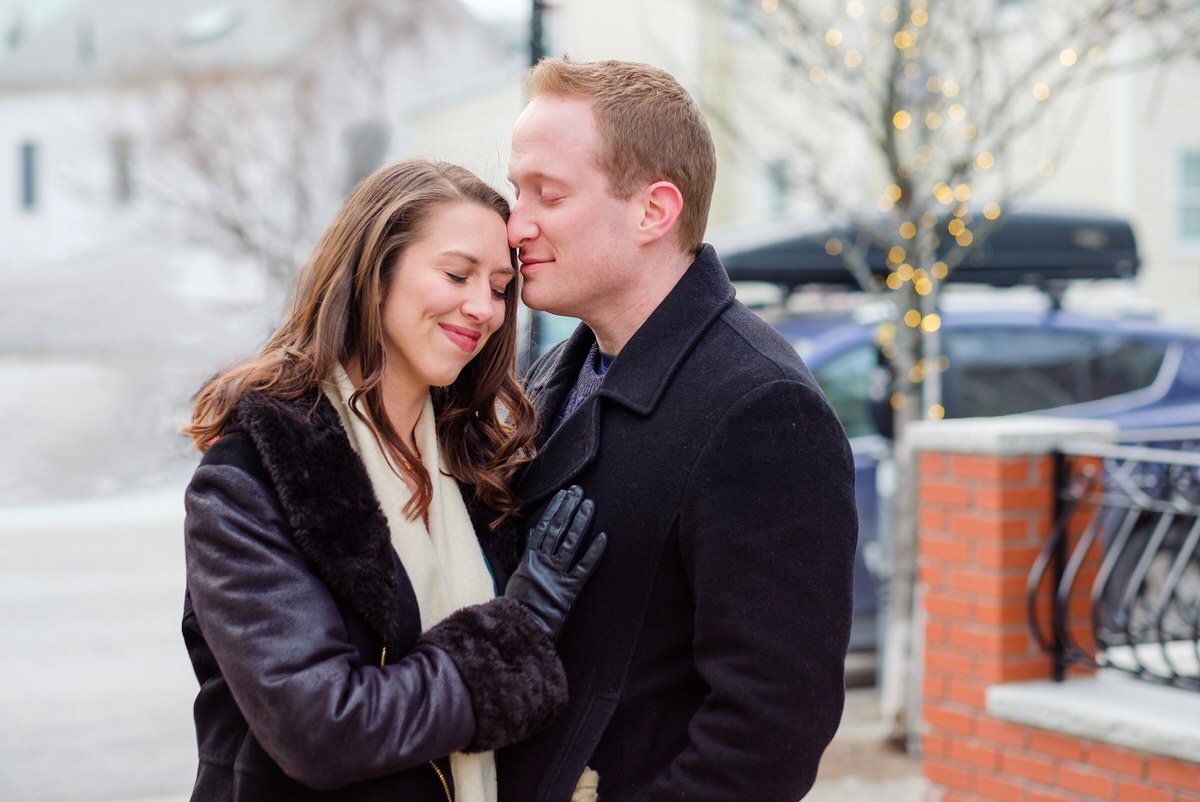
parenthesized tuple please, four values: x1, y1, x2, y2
(503, 485, 607, 641)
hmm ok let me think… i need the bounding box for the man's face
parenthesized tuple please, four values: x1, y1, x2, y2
(507, 95, 640, 321)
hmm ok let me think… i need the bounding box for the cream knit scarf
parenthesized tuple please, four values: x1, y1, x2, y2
(325, 365, 497, 802)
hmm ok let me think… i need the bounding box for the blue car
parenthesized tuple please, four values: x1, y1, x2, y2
(766, 301, 1200, 649)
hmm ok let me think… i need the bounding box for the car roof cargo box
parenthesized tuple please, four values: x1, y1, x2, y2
(715, 209, 1140, 293)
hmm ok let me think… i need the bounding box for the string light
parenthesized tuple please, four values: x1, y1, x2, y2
(942, 79, 960, 97)
(1060, 48, 1078, 67)
(881, 5, 899, 23)
(824, 238, 843, 255)
(1033, 81, 1051, 101)
(899, 221, 917, 239)
(845, 49, 863, 67)
(888, 245, 907, 264)
(921, 313, 941, 332)
(912, 8, 928, 25)
(893, 110, 912, 129)
(974, 151, 995, 171)
(904, 309, 922, 328)
(948, 103, 966, 121)
(932, 261, 949, 279)
(761, 0, 779, 11)
(925, 111, 943, 129)
(954, 183, 971, 202)
(928, 404, 946, 420)
(809, 66, 827, 83)
(847, 1, 865, 18)
(983, 202, 1002, 220)
(825, 28, 844, 46)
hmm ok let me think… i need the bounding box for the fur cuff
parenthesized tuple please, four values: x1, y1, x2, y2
(420, 597, 567, 752)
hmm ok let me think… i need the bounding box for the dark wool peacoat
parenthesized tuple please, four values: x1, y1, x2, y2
(497, 246, 859, 802)
(182, 390, 567, 802)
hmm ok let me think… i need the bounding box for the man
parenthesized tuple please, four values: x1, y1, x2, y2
(500, 57, 858, 802)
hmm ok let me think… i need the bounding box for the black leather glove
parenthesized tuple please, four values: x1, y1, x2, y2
(504, 485, 607, 641)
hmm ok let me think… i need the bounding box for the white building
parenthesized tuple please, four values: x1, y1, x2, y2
(0, 0, 525, 502)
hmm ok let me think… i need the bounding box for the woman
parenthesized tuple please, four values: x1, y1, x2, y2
(181, 159, 604, 802)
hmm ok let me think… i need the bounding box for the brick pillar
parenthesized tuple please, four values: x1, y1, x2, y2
(907, 417, 1115, 802)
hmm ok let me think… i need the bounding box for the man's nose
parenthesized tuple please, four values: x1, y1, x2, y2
(507, 198, 536, 249)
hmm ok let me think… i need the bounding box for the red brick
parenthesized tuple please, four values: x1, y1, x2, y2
(1147, 756, 1200, 789)
(973, 598, 1030, 627)
(973, 772, 1024, 802)
(949, 454, 1033, 481)
(949, 738, 999, 770)
(921, 534, 973, 564)
(976, 717, 1028, 748)
(945, 678, 988, 708)
(923, 673, 948, 702)
(926, 591, 973, 622)
(925, 755, 973, 791)
(1058, 762, 1115, 798)
(948, 512, 1034, 541)
(924, 703, 975, 736)
(925, 645, 974, 677)
(1089, 742, 1146, 778)
(975, 655, 1054, 684)
(922, 479, 974, 507)
(1029, 729, 1085, 761)
(947, 568, 1029, 599)
(922, 732, 950, 758)
(924, 620, 949, 647)
(919, 562, 947, 586)
(999, 748, 1056, 784)
(976, 543, 1046, 570)
(975, 484, 1054, 511)
(1028, 791, 1075, 802)
(920, 507, 947, 534)
(920, 450, 948, 476)
(946, 625, 1035, 657)
(1118, 782, 1171, 802)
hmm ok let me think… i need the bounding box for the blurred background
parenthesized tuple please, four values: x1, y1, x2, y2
(2, 1, 1198, 800)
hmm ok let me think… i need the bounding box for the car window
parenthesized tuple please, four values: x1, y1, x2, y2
(943, 327, 1167, 418)
(811, 343, 880, 438)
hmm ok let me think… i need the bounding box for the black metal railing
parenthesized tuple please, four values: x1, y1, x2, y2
(1028, 428, 1200, 690)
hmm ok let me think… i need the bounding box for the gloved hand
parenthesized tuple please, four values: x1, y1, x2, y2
(504, 485, 607, 641)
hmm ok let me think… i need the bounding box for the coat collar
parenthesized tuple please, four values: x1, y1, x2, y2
(232, 390, 404, 641)
(519, 245, 736, 503)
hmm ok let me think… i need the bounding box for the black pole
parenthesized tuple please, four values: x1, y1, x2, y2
(530, 0, 547, 66)
(522, 0, 547, 370)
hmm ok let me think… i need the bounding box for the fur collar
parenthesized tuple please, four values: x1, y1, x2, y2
(230, 390, 522, 642)
(233, 390, 403, 641)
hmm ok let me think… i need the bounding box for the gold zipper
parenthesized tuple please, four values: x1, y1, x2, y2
(429, 759, 453, 802)
(381, 646, 452, 802)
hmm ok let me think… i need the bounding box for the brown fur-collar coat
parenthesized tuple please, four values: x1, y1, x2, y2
(182, 390, 564, 802)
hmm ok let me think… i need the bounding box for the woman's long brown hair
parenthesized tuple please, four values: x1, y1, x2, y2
(184, 159, 537, 524)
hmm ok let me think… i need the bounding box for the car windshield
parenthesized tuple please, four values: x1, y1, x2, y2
(811, 324, 1169, 436)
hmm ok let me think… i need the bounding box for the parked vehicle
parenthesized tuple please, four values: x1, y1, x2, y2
(768, 300, 1200, 649)
(522, 209, 1200, 652)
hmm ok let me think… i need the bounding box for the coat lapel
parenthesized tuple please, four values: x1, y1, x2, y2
(518, 247, 736, 505)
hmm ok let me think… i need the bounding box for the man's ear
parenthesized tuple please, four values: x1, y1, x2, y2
(634, 181, 684, 245)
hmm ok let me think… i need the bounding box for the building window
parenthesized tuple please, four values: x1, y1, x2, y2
(1182, 151, 1200, 244)
(112, 134, 134, 204)
(19, 141, 37, 210)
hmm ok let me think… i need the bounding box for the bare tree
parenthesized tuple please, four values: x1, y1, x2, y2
(124, 0, 453, 305)
(705, 0, 1200, 746)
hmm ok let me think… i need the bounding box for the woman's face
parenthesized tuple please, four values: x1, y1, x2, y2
(380, 201, 514, 394)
